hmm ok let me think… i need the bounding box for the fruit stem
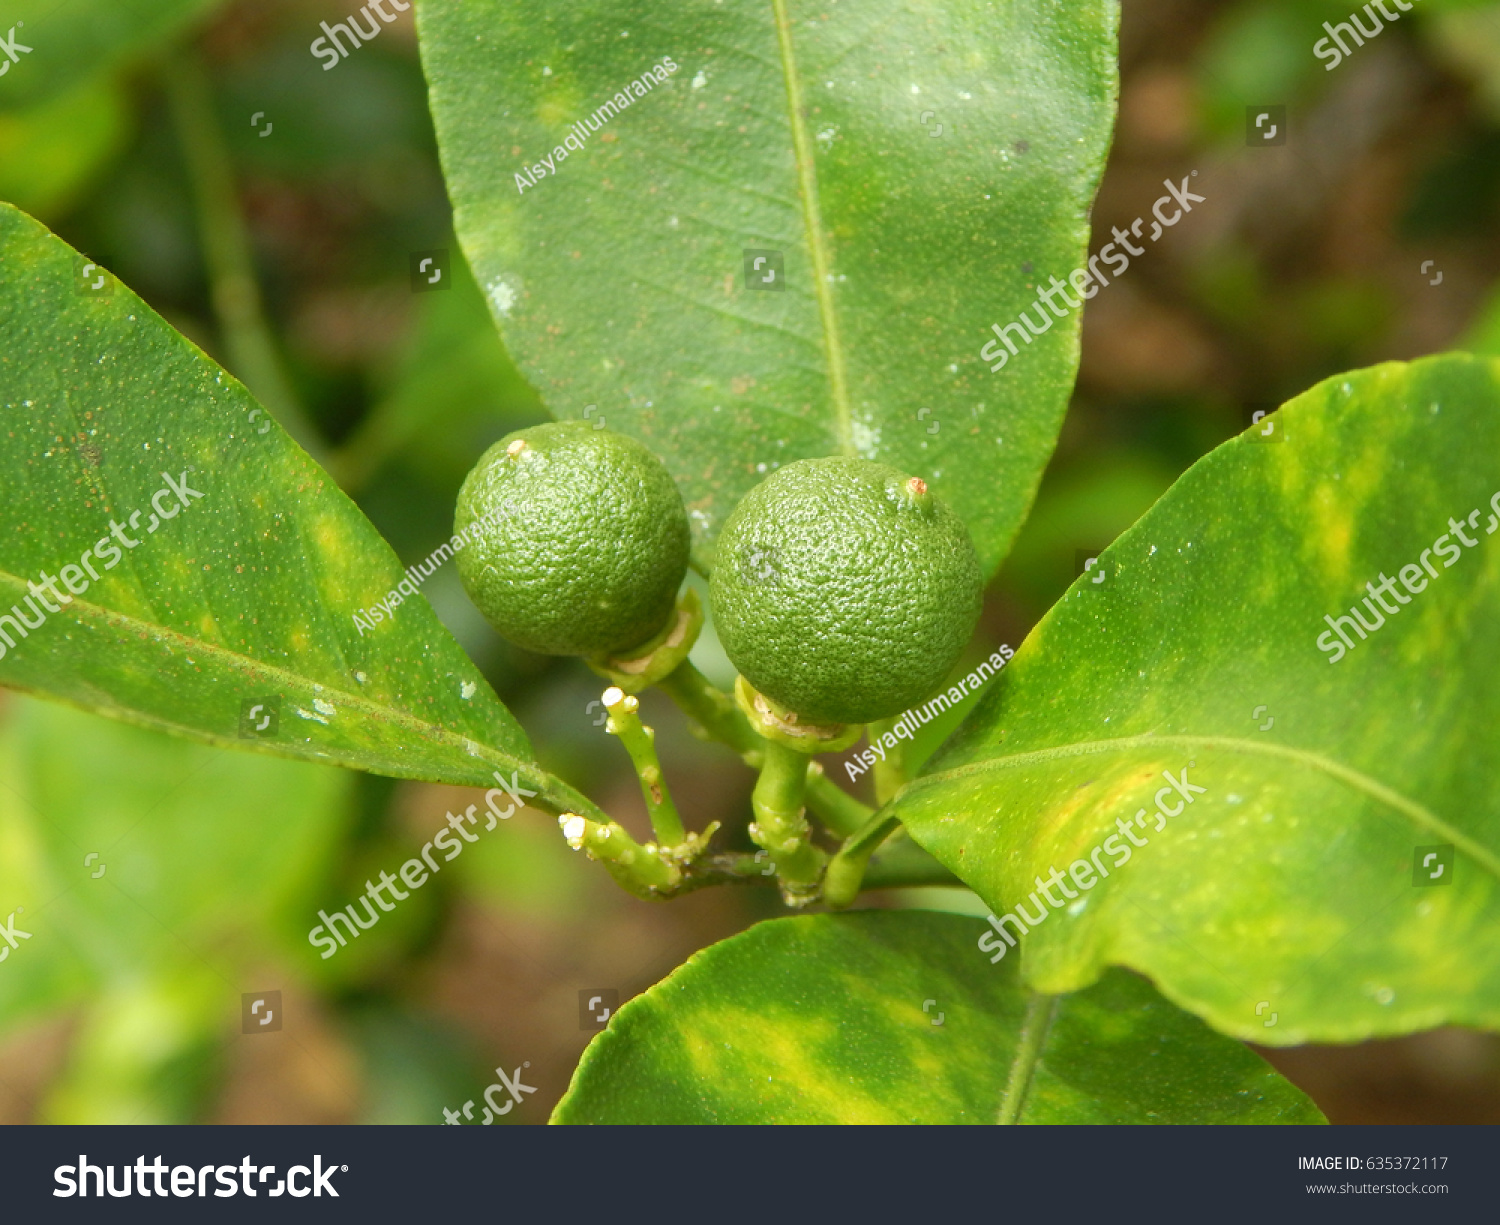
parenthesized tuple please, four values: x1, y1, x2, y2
(750, 740, 827, 905)
(656, 660, 874, 836)
(557, 813, 680, 898)
(803, 762, 873, 836)
(822, 812, 901, 908)
(867, 718, 909, 804)
(658, 660, 763, 757)
(602, 687, 686, 846)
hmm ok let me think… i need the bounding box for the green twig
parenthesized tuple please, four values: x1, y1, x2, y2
(558, 813, 679, 898)
(161, 47, 326, 463)
(602, 686, 686, 845)
(804, 761, 873, 837)
(749, 740, 826, 904)
(658, 661, 873, 834)
(868, 718, 909, 805)
(652, 660, 961, 901)
(677, 851, 780, 892)
(658, 660, 762, 759)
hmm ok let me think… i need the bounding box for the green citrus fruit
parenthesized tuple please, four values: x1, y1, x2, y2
(455, 422, 690, 656)
(710, 457, 983, 725)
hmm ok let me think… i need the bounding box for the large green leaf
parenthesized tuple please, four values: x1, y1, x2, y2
(0, 203, 593, 814)
(418, 0, 1119, 575)
(553, 910, 1321, 1123)
(893, 353, 1500, 1045)
(0, 0, 223, 109)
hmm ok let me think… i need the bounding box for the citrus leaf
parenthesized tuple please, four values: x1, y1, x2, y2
(0, 0, 223, 110)
(552, 910, 1322, 1124)
(418, 0, 1119, 575)
(892, 353, 1500, 1045)
(0, 203, 593, 815)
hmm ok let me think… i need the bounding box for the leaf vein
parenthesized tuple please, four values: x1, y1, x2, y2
(770, 0, 852, 456)
(0, 568, 598, 819)
(907, 733, 1500, 882)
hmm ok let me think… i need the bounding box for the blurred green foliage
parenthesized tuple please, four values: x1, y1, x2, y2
(0, 696, 351, 1121)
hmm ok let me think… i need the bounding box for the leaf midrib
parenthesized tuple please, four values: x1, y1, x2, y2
(770, 0, 853, 456)
(0, 569, 599, 818)
(902, 732, 1500, 882)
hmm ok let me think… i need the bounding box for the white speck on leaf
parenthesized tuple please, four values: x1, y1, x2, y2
(487, 278, 519, 317)
(461, 681, 477, 700)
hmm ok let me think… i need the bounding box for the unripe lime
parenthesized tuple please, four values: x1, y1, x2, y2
(710, 457, 982, 725)
(455, 422, 690, 656)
